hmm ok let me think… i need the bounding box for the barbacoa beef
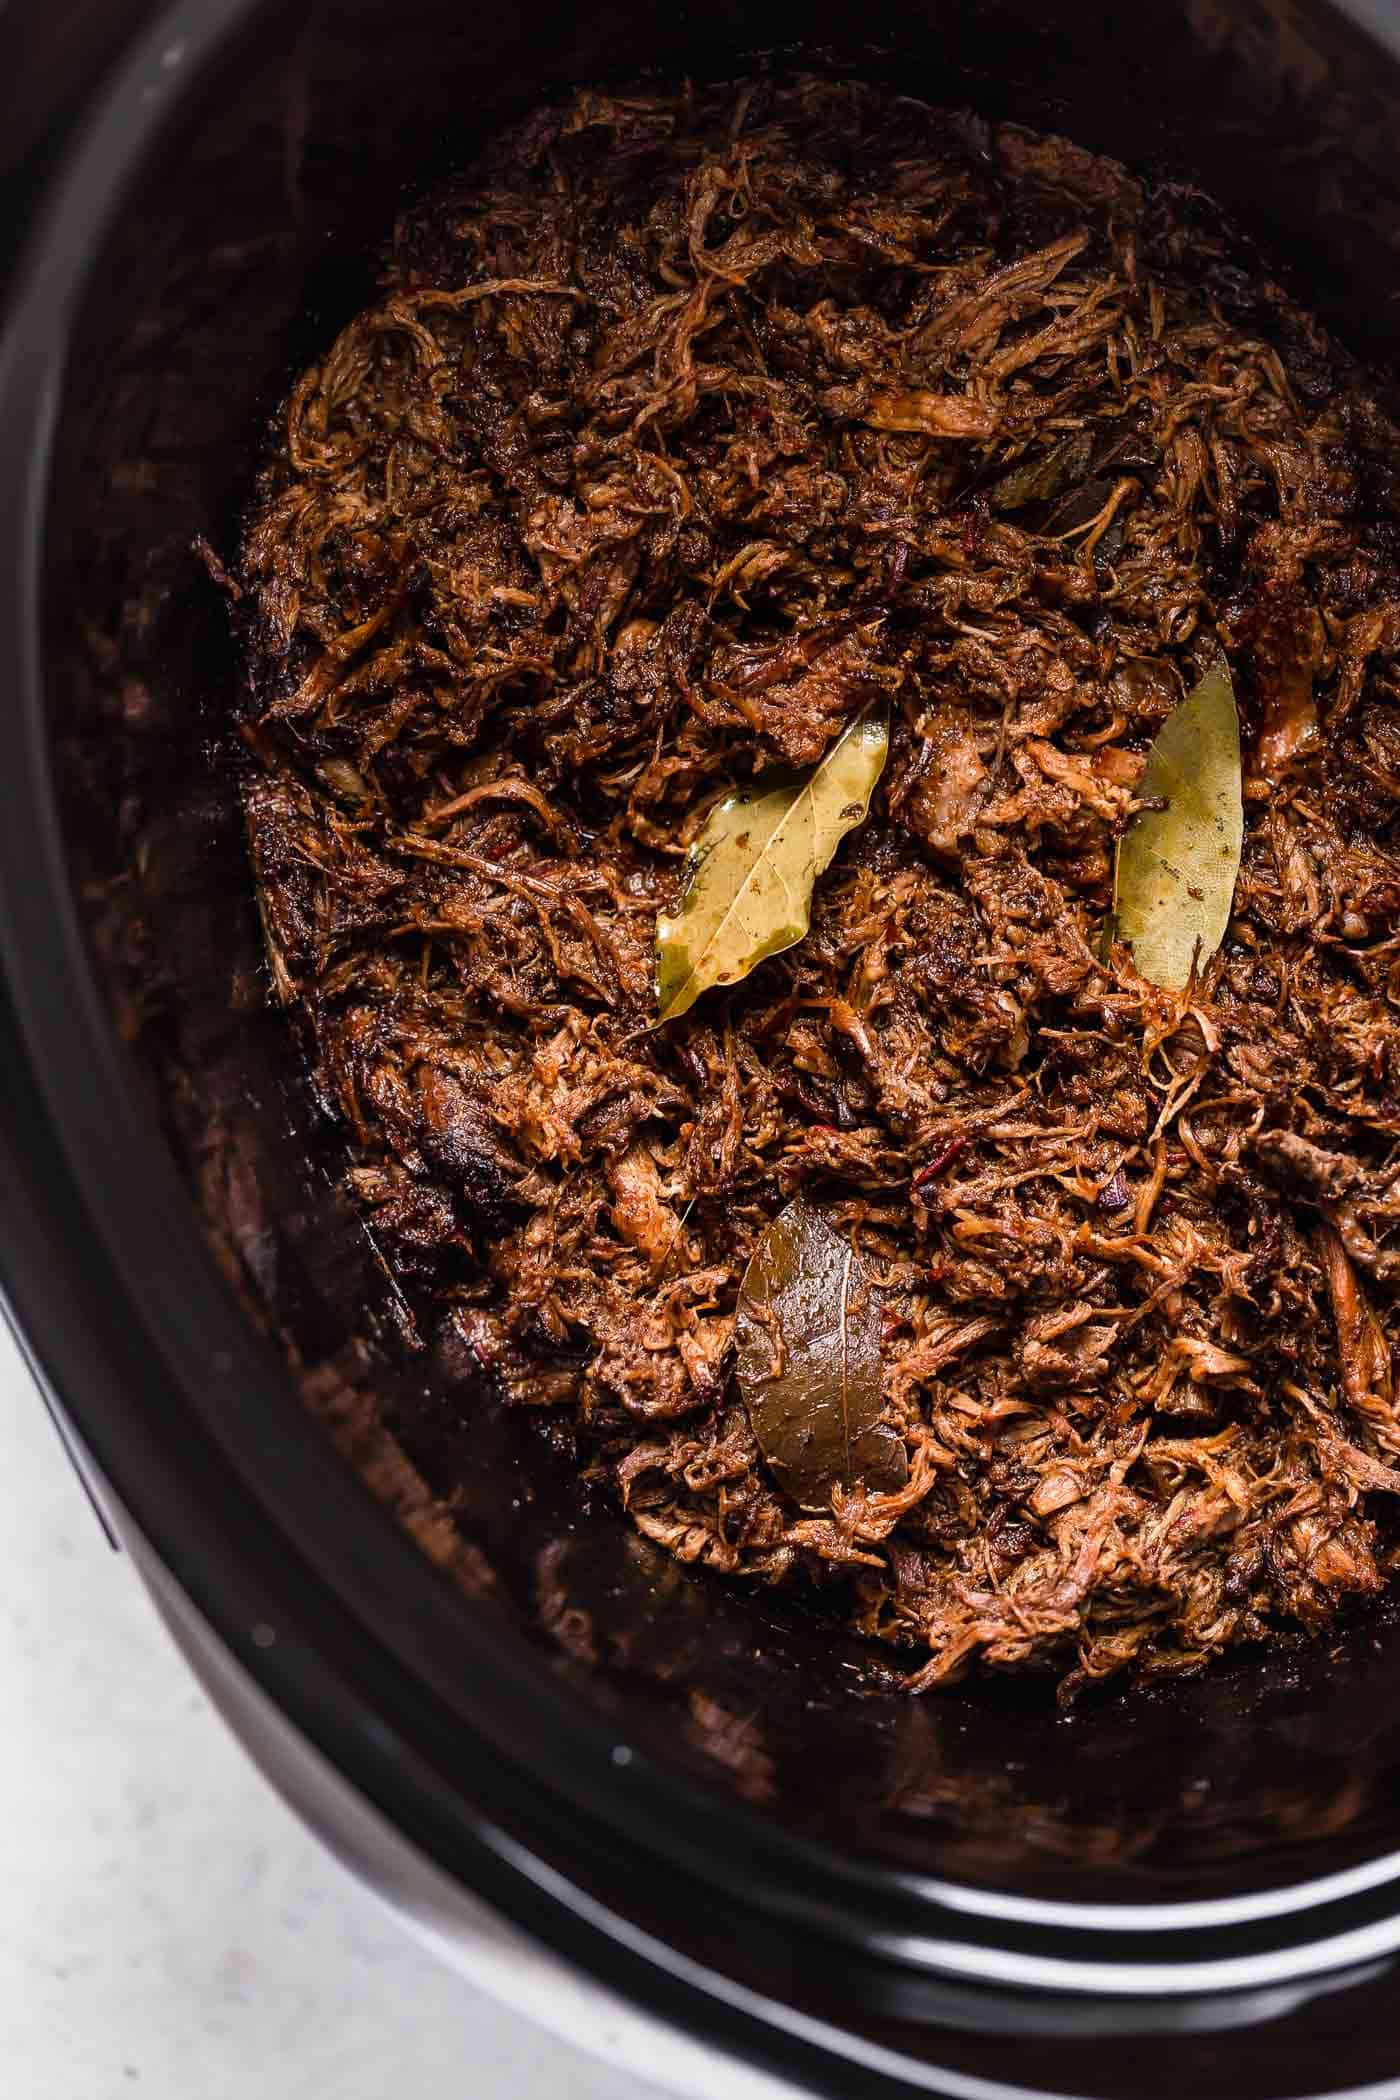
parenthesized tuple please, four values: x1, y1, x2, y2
(231, 77, 1400, 1699)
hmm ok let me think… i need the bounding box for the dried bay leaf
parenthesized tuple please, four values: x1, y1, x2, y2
(988, 431, 1093, 512)
(1039, 473, 1119, 541)
(1114, 653, 1243, 990)
(655, 703, 888, 1023)
(734, 1198, 908, 1512)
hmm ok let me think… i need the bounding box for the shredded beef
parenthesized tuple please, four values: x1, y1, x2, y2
(230, 76, 1400, 1698)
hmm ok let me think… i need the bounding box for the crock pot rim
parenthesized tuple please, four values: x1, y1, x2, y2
(3, 0, 1400, 2024)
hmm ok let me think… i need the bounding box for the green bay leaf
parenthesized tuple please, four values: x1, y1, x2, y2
(655, 702, 889, 1023)
(1113, 653, 1243, 991)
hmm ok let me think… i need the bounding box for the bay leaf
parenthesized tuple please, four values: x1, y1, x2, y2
(988, 431, 1093, 512)
(734, 1198, 908, 1512)
(1113, 653, 1243, 990)
(655, 703, 889, 1024)
(1039, 473, 1119, 541)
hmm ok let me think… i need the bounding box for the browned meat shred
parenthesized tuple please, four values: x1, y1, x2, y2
(231, 77, 1400, 1699)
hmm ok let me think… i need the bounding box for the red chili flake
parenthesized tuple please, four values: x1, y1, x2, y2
(913, 1136, 969, 1191)
(1097, 1169, 1130, 1213)
(962, 498, 989, 560)
(885, 539, 912, 600)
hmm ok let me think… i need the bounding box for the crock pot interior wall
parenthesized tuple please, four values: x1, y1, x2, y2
(43, 0, 1400, 1901)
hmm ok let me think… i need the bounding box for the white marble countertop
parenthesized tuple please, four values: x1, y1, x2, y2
(0, 1315, 674, 2100)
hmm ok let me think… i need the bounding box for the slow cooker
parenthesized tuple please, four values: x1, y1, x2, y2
(5, 2, 1400, 2093)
